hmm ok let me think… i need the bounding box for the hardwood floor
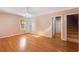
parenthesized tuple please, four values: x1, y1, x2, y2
(0, 34, 78, 52)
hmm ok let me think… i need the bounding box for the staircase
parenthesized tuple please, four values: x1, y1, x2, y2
(67, 22, 78, 43)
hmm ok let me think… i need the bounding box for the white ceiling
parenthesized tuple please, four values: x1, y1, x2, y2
(0, 7, 26, 16)
(28, 7, 74, 16)
(0, 7, 74, 17)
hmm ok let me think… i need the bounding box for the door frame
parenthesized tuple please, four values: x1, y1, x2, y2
(52, 15, 63, 40)
(66, 13, 78, 42)
(64, 13, 78, 41)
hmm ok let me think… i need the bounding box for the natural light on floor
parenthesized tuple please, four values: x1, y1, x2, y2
(19, 36, 27, 51)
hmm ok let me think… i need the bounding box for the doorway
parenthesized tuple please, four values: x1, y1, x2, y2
(67, 14, 78, 43)
(53, 16, 61, 39)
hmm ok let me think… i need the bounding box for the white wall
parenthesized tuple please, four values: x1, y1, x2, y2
(0, 12, 24, 38)
(32, 15, 52, 37)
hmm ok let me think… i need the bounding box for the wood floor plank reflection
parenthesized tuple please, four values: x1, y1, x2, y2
(0, 34, 78, 52)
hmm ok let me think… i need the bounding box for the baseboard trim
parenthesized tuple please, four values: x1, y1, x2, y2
(0, 33, 28, 39)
